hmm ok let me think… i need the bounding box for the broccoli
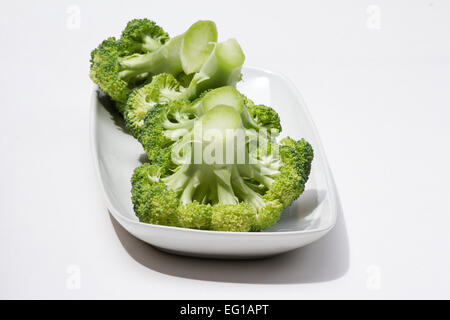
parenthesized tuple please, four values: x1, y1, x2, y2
(124, 73, 186, 138)
(139, 86, 276, 167)
(119, 18, 169, 55)
(90, 19, 171, 109)
(119, 20, 218, 81)
(89, 18, 315, 232)
(90, 37, 131, 112)
(181, 20, 218, 74)
(185, 39, 245, 98)
(90, 20, 218, 111)
(124, 38, 247, 137)
(132, 90, 314, 232)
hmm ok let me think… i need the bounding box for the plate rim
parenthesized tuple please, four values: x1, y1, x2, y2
(90, 66, 338, 237)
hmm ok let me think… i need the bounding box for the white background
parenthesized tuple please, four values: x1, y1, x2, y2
(1, 0, 449, 299)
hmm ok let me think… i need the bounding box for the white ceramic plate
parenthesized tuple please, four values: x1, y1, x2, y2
(90, 66, 338, 259)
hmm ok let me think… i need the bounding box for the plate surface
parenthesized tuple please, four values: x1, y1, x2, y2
(90, 66, 338, 259)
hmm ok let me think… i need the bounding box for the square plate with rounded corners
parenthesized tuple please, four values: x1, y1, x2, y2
(90, 66, 338, 259)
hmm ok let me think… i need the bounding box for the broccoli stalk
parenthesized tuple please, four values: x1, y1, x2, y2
(185, 39, 245, 98)
(118, 34, 185, 82)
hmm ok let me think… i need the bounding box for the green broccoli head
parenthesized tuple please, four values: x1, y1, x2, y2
(90, 37, 132, 108)
(119, 19, 169, 55)
(90, 20, 245, 116)
(139, 87, 280, 169)
(280, 137, 314, 181)
(132, 95, 314, 232)
(90, 38, 181, 109)
(139, 99, 200, 168)
(90, 19, 172, 109)
(131, 164, 179, 226)
(124, 73, 187, 138)
(247, 104, 282, 133)
(116, 20, 221, 95)
(89, 19, 180, 108)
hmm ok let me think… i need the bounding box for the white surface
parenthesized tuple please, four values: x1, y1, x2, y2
(0, 0, 449, 299)
(92, 67, 337, 259)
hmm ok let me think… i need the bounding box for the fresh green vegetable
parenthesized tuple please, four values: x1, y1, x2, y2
(124, 73, 186, 138)
(124, 38, 246, 137)
(119, 18, 169, 55)
(90, 20, 219, 112)
(139, 86, 276, 166)
(181, 20, 218, 74)
(132, 89, 314, 231)
(90, 18, 314, 232)
(90, 37, 131, 112)
(186, 39, 245, 98)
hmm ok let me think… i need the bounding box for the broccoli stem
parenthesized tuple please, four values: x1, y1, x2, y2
(119, 35, 184, 81)
(181, 20, 218, 74)
(212, 166, 238, 204)
(185, 39, 245, 98)
(162, 164, 191, 193)
(179, 172, 200, 204)
(142, 35, 165, 52)
(237, 162, 277, 189)
(230, 166, 266, 208)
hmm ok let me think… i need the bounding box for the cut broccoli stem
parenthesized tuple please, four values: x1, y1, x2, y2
(185, 39, 245, 98)
(119, 34, 184, 81)
(201, 86, 244, 113)
(181, 20, 218, 75)
(200, 104, 242, 135)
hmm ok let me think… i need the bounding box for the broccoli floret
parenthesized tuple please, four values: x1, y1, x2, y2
(280, 137, 314, 181)
(124, 73, 186, 138)
(178, 202, 212, 230)
(131, 94, 314, 232)
(181, 20, 218, 74)
(91, 20, 246, 119)
(123, 38, 246, 137)
(131, 164, 179, 226)
(117, 20, 218, 89)
(139, 87, 277, 168)
(90, 20, 217, 109)
(119, 19, 169, 55)
(211, 204, 256, 232)
(90, 33, 184, 109)
(90, 37, 132, 108)
(90, 20, 171, 109)
(139, 99, 200, 168)
(247, 104, 282, 133)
